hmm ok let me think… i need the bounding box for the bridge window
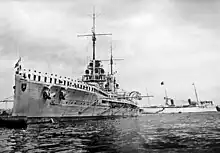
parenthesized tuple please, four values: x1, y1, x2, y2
(33, 75, 36, 81)
(50, 78, 52, 83)
(38, 76, 41, 81)
(54, 78, 57, 84)
(44, 77, 47, 82)
(28, 74, 31, 79)
(64, 80, 66, 86)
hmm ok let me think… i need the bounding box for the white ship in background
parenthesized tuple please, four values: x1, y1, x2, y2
(140, 83, 217, 114)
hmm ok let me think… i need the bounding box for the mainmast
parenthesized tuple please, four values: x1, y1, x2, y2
(107, 43, 124, 75)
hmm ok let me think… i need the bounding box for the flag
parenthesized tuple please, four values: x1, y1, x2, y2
(14, 57, 21, 68)
(161, 81, 164, 85)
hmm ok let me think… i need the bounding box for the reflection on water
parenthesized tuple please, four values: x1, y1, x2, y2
(1, 112, 220, 153)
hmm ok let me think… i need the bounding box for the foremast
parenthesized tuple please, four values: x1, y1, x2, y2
(78, 10, 111, 84)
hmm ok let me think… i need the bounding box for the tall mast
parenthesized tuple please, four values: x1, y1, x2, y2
(110, 43, 113, 75)
(106, 43, 124, 75)
(146, 88, 151, 106)
(161, 81, 168, 105)
(164, 88, 168, 105)
(78, 9, 112, 61)
(192, 83, 199, 103)
(78, 9, 112, 80)
(92, 11, 96, 60)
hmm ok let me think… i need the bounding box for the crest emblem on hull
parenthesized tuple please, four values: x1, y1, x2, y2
(21, 83, 27, 92)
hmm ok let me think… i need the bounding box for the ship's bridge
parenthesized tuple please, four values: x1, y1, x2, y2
(82, 60, 106, 83)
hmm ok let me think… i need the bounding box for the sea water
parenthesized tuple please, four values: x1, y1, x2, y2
(0, 112, 220, 153)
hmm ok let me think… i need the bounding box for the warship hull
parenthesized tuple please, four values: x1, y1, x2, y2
(12, 75, 139, 118)
(141, 106, 217, 114)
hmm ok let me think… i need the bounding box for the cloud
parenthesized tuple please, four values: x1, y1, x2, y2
(171, 0, 220, 31)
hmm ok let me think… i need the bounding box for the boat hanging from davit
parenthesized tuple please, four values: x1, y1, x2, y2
(12, 12, 147, 119)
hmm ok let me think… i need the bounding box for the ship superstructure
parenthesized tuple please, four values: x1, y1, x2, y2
(12, 12, 142, 117)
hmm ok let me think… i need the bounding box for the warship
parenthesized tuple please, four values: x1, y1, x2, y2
(12, 13, 143, 118)
(141, 83, 217, 114)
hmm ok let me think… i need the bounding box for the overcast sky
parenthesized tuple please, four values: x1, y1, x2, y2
(0, 0, 220, 108)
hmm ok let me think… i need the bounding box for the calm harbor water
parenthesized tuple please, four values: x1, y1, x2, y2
(0, 112, 220, 153)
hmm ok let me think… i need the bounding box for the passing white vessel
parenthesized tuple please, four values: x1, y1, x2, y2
(141, 100, 216, 114)
(140, 84, 217, 114)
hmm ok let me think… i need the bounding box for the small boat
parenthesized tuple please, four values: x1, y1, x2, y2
(216, 106, 220, 112)
(0, 117, 27, 129)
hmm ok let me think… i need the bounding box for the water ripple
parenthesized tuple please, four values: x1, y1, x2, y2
(0, 112, 220, 152)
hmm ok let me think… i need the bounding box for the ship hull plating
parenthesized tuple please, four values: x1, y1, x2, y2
(13, 75, 139, 117)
